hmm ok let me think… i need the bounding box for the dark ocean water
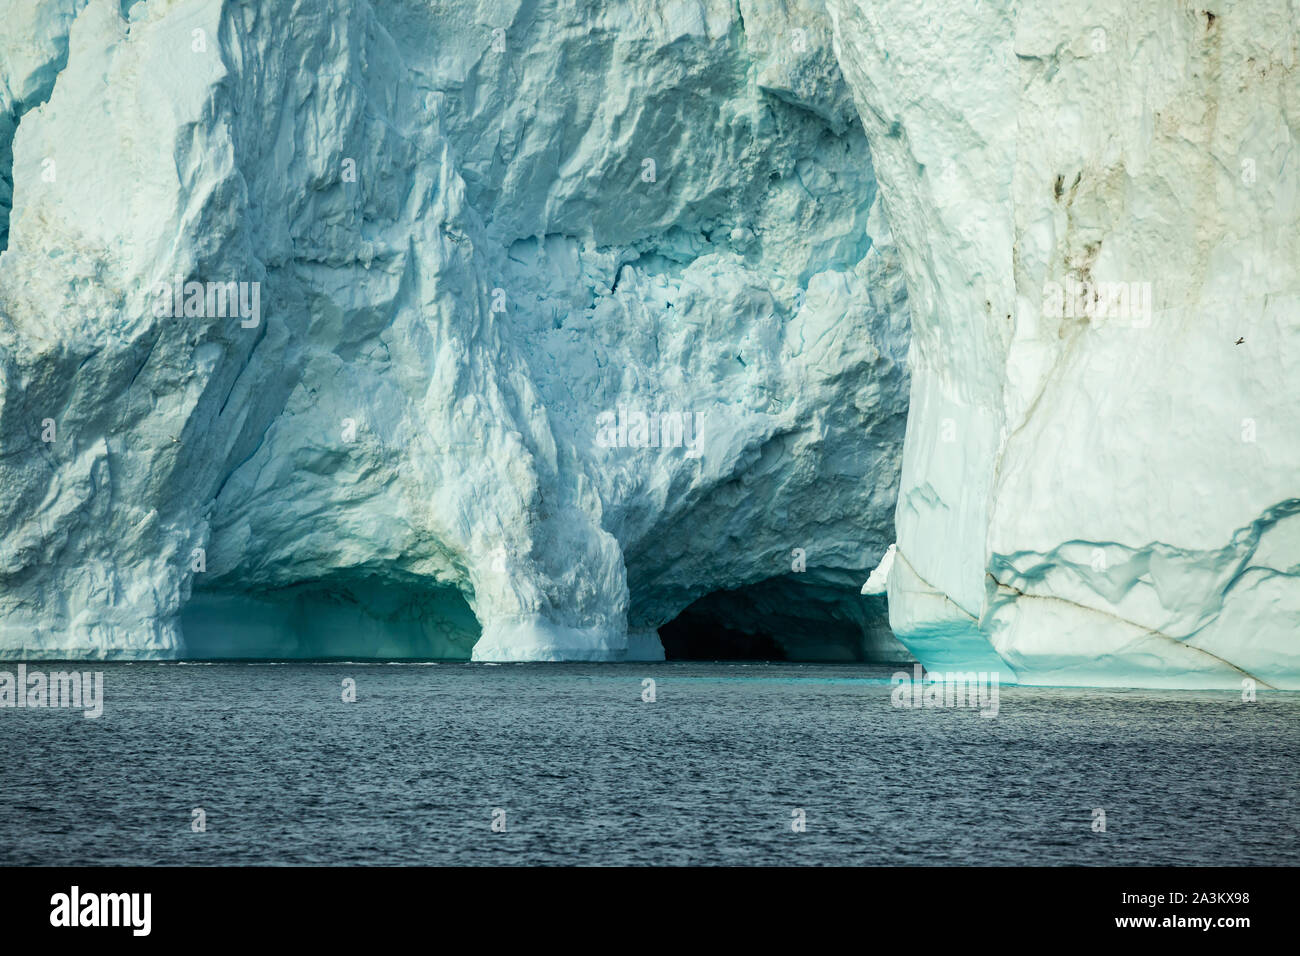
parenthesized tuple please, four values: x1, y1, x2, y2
(0, 661, 1295, 865)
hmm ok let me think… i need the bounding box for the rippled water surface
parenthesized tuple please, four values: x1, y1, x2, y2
(1, 661, 1295, 865)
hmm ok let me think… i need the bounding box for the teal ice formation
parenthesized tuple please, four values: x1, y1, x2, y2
(0, 1, 1296, 689)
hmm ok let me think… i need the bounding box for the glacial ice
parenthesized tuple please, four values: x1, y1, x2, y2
(0, 0, 1296, 688)
(861, 542, 893, 596)
(0, 0, 909, 663)
(829, 0, 1300, 689)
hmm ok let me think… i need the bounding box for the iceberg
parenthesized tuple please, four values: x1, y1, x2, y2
(828, 0, 1300, 688)
(0, 0, 908, 663)
(0, 0, 1295, 688)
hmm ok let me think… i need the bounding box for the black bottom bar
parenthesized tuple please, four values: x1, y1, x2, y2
(0, 865, 1287, 943)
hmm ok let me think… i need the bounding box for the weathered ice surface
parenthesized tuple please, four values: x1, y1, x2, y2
(0, 0, 909, 661)
(4, 0, 1294, 687)
(829, 0, 1300, 687)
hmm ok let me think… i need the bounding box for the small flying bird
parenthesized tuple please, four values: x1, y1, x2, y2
(1235, 337, 1245, 345)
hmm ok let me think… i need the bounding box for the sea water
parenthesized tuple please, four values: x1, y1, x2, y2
(0, 661, 1295, 865)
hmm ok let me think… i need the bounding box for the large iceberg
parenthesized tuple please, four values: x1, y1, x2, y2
(0, 0, 1295, 688)
(829, 0, 1300, 688)
(0, 0, 909, 663)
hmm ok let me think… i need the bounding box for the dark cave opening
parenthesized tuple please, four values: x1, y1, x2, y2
(658, 608, 789, 661)
(652, 573, 907, 663)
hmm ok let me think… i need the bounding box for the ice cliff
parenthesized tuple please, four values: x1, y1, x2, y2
(0, 0, 909, 663)
(0, 0, 1295, 688)
(830, 0, 1300, 688)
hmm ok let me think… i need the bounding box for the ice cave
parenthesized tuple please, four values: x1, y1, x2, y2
(0, 0, 1296, 688)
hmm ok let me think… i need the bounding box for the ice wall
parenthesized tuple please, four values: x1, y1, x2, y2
(829, 0, 1300, 688)
(0, 0, 909, 660)
(4, 0, 1294, 687)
